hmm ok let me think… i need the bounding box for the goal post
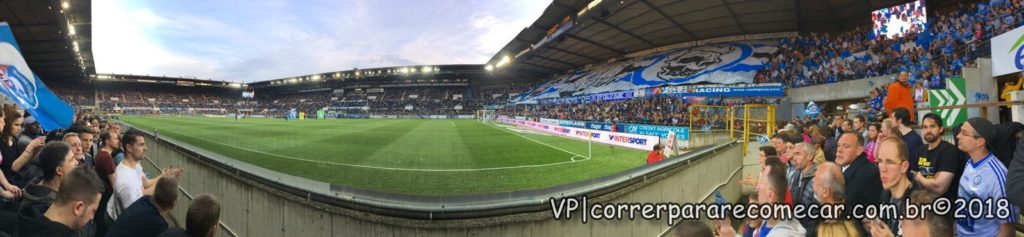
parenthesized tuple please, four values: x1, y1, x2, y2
(475, 110, 496, 123)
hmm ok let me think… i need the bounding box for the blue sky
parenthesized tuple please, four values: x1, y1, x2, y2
(93, 0, 549, 82)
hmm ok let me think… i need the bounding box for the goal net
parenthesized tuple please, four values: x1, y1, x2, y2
(475, 110, 496, 123)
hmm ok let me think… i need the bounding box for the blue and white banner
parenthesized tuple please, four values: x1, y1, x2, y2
(622, 124, 690, 140)
(528, 116, 691, 141)
(515, 41, 778, 103)
(557, 119, 586, 128)
(0, 22, 73, 131)
(540, 90, 635, 104)
(539, 83, 783, 104)
(655, 83, 784, 97)
(539, 118, 559, 125)
(805, 101, 821, 119)
(498, 116, 660, 150)
(585, 121, 614, 131)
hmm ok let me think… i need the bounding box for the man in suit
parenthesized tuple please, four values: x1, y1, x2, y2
(834, 132, 883, 210)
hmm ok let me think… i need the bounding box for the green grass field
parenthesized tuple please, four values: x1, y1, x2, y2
(120, 116, 647, 196)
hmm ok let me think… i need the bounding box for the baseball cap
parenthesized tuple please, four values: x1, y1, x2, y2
(964, 117, 996, 144)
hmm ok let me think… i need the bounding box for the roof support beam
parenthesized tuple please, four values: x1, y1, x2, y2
(506, 67, 548, 80)
(25, 57, 75, 63)
(639, 0, 698, 40)
(794, 0, 802, 32)
(823, 0, 843, 30)
(8, 22, 59, 28)
(564, 34, 624, 55)
(19, 39, 70, 45)
(551, 2, 576, 12)
(545, 46, 601, 62)
(519, 61, 562, 72)
(22, 48, 72, 54)
(721, 0, 748, 34)
(592, 17, 656, 47)
(533, 55, 580, 68)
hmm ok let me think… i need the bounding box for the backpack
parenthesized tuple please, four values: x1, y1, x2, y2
(992, 122, 1023, 166)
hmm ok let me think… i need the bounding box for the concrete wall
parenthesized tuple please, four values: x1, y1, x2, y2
(687, 132, 733, 149)
(137, 131, 745, 237)
(786, 58, 1001, 122)
(962, 58, 999, 122)
(786, 75, 896, 104)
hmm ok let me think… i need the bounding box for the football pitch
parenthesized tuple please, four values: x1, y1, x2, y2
(120, 116, 648, 196)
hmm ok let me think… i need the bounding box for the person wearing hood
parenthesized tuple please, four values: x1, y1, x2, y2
(18, 167, 104, 237)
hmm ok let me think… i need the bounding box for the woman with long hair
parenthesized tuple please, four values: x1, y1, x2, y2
(875, 119, 900, 162)
(0, 107, 19, 200)
(864, 123, 882, 163)
(0, 106, 21, 179)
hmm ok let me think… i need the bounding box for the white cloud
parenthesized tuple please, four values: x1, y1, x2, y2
(93, 0, 218, 79)
(93, 0, 551, 82)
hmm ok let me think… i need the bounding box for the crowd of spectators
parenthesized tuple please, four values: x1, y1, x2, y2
(51, 87, 95, 109)
(0, 103, 223, 237)
(95, 89, 241, 115)
(498, 94, 780, 131)
(670, 109, 1024, 237)
(756, 0, 1023, 89)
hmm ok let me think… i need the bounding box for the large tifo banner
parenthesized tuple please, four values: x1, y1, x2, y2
(0, 22, 73, 131)
(513, 41, 778, 103)
(498, 117, 660, 151)
(992, 25, 1024, 76)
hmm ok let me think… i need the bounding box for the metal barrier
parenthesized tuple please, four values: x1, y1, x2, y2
(142, 157, 239, 237)
(741, 104, 775, 156)
(688, 104, 775, 155)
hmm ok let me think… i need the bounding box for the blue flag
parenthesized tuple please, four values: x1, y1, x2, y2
(0, 22, 74, 131)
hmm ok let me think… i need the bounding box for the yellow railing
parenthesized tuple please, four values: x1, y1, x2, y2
(687, 104, 775, 156)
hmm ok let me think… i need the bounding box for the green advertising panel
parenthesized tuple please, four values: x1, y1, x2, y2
(926, 77, 967, 127)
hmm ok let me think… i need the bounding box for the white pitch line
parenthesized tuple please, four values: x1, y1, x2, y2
(153, 128, 590, 172)
(482, 122, 588, 158)
(451, 121, 455, 127)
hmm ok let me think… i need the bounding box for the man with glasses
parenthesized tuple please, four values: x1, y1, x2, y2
(954, 118, 1019, 237)
(868, 137, 919, 237)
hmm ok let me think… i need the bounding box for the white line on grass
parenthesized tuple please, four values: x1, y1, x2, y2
(450, 121, 455, 127)
(152, 128, 590, 172)
(482, 122, 588, 158)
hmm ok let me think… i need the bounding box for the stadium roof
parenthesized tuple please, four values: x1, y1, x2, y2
(0, 0, 94, 83)
(487, 0, 955, 78)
